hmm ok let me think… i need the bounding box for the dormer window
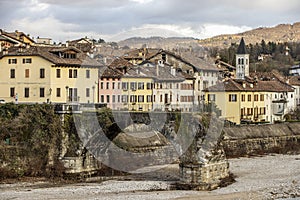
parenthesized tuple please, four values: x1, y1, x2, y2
(63, 53, 76, 59)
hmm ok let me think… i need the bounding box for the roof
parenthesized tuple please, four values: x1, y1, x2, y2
(237, 37, 248, 54)
(289, 76, 300, 86)
(145, 49, 219, 72)
(2, 30, 35, 44)
(109, 57, 134, 70)
(100, 67, 123, 79)
(205, 78, 294, 93)
(0, 46, 102, 67)
(124, 64, 186, 82)
(180, 52, 219, 71)
(122, 48, 160, 60)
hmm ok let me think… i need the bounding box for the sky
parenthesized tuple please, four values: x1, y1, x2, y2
(1, 0, 300, 43)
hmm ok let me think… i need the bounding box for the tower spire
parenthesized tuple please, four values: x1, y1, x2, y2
(235, 37, 249, 79)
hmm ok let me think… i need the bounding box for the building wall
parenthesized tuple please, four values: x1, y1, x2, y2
(50, 66, 98, 104)
(99, 78, 122, 110)
(206, 92, 241, 124)
(0, 55, 98, 104)
(0, 55, 52, 103)
(121, 77, 153, 111)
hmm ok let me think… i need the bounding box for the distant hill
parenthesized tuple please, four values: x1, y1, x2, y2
(198, 22, 300, 48)
(118, 36, 199, 49)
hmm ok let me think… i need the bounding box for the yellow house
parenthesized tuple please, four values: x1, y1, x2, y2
(121, 67, 153, 111)
(205, 79, 268, 124)
(0, 46, 101, 104)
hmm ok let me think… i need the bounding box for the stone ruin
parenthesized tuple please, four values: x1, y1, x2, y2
(175, 114, 230, 190)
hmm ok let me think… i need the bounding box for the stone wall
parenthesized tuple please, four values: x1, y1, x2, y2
(222, 123, 300, 158)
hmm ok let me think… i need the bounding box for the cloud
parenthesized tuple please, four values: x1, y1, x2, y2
(1, 0, 300, 42)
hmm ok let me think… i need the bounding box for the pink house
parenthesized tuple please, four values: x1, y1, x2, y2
(99, 67, 123, 110)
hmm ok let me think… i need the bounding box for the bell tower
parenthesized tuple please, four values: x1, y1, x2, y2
(236, 38, 249, 79)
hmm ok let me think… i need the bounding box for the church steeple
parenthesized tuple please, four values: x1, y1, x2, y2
(236, 37, 249, 80)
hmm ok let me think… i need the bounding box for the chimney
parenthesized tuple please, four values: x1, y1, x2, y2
(171, 67, 176, 76)
(242, 82, 246, 88)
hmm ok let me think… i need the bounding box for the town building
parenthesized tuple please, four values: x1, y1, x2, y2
(205, 38, 295, 124)
(99, 67, 123, 110)
(0, 46, 101, 104)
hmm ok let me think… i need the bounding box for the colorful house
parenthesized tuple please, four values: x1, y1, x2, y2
(0, 46, 101, 104)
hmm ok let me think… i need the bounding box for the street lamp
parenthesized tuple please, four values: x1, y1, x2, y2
(65, 86, 69, 103)
(92, 85, 95, 104)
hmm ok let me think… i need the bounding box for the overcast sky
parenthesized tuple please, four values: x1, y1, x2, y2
(1, 0, 300, 42)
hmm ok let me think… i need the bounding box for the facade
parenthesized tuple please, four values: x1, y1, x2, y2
(289, 64, 300, 76)
(99, 67, 123, 110)
(205, 79, 294, 124)
(289, 76, 300, 106)
(121, 68, 153, 111)
(146, 49, 219, 106)
(0, 46, 100, 104)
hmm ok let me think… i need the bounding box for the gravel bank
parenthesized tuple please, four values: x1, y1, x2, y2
(1, 154, 300, 200)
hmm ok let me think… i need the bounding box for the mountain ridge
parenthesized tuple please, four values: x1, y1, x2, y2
(117, 22, 300, 49)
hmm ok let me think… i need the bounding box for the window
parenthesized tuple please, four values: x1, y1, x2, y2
(130, 82, 137, 90)
(112, 82, 115, 89)
(100, 82, 104, 89)
(160, 95, 163, 102)
(69, 69, 77, 78)
(106, 82, 110, 90)
(162, 53, 166, 62)
(40, 88, 45, 98)
(147, 95, 152, 102)
(247, 108, 253, 115)
(73, 69, 78, 78)
(107, 95, 110, 103)
(138, 95, 144, 103)
(248, 94, 251, 102)
(10, 69, 15, 78)
(138, 82, 144, 90)
(86, 88, 90, 97)
(56, 69, 61, 78)
(24, 88, 29, 98)
(8, 59, 17, 64)
(122, 82, 128, 90)
(208, 94, 216, 102)
(40, 68, 45, 78)
(10, 87, 15, 97)
(25, 69, 30, 78)
(130, 95, 137, 103)
(112, 95, 116, 103)
(241, 94, 245, 102)
(260, 107, 266, 115)
(56, 88, 61, 97)
(63, 53, 76, 59)
(86, 70, 90, 78)
(254, 94, 259, 101)
(260, 94, 264, 101)
(101, 95, 104, 103)
(23, 58, 32, 64)
(122, 95, 128, 103)
(229, 94, 237, 102)
(146, 83, 152, 90)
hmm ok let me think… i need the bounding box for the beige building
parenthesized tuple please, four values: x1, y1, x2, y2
(0, 46, 101, 104)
